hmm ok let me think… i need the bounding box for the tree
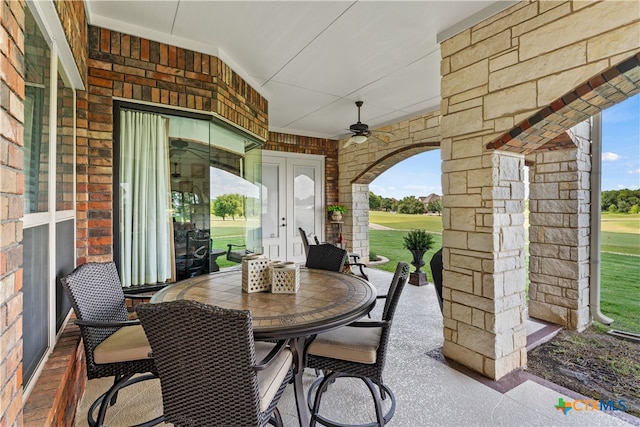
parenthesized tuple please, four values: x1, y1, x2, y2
(397, 196, 425, 214)
(369, 192, 382, 210)
(427, 199, 442, 215)
(212, 193, 243, 220)
(630, 204, 640, 214)
(381, 197, 395, 212)
(601, 189, 640, 213)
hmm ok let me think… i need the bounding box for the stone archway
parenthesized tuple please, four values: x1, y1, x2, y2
(437, 1, 639, 380)
(337, 110, 441, 260)
(335, 1, 639, 381)
(488, 55, 640, 332)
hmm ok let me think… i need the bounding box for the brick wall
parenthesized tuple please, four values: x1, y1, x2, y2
(80, 26, 269, 262)
(53, 0, 88, 84)
(22, 323, 85, 426)
(0, 0, 25, 425)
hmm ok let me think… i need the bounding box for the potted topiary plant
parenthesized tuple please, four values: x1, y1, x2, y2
(403, 229, 435, 286)
(327, 204, 347, 221)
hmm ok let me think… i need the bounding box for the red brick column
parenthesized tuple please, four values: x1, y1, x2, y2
(0, 0, 25, 424)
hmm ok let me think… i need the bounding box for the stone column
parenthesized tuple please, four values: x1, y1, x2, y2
(528, 121, 593, 331)
(441, 146, 528, 380)
(350, 183, 370, 261)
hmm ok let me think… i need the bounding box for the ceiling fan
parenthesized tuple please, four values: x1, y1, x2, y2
(170, 162, 182, 183)
(169, 138, 207, 159)
(343, 101, 393, 148)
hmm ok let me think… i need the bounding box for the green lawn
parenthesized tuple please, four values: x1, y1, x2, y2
(369, 211, 444, 233)
(601, 212, 640, 234)
(601, 231, 640, 255)
(601, 252, 640, 332)
(368, 210, 640, 334)
(369, 230, 441, 282)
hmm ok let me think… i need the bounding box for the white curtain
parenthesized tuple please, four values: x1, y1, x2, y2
(120, 110, 173, 287)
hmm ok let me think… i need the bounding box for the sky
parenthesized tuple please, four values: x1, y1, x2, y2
(370, 93, 640, 199)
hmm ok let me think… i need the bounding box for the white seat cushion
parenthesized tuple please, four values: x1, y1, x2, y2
(255, 341, 293, 412)
(307, 325, 383, 364)
(93, 324, 151, 364)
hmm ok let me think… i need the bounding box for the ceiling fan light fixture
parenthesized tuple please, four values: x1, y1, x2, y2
(353, 134, 368, 144)
(171, 162, 181, 183)
(343, 133, 369, 148)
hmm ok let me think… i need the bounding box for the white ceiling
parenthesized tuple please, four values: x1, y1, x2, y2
(86, 1, 516, 140)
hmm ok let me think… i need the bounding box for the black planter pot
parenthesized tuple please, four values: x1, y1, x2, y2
(409, 249, 426, 273)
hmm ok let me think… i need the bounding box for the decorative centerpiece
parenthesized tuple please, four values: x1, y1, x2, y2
(403, 229, 435, 286)
(242, 255, 271, 293)
(328, 204, 347, 221)
(270, 262, 300, 294)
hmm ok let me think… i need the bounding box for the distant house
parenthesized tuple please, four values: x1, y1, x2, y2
(418, 194, 441, 213)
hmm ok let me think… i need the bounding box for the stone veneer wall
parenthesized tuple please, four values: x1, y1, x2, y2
(439, 0, 639, 379)
(338, 110, 441, 259)
(528, 121, 593, 330)
(0, 0, 25, 424)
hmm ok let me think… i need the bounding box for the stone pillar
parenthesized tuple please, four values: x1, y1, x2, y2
(441, 147, 527, 380)
(528, 121, 593, 331)
(350, 183, 370, 261)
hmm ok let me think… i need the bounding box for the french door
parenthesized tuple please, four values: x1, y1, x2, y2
(261, 151, 324, 263)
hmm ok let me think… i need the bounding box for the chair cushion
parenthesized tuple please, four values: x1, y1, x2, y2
(307, 324, 383, 364)
(255, 341, 293, 412)
(94, 324, 152, 364)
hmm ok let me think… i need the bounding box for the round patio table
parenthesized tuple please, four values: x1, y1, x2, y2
(150, 267, 377, 426)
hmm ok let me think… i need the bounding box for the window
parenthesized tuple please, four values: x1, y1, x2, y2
(115, 103, 263, 287)
(22, 4, 77, 393)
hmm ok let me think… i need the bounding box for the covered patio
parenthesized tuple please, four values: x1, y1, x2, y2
(2, 1, 639, 426)
(74, 268, 636, 426)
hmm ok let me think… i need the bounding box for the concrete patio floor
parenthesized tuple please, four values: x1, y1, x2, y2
(76, 267, 639, 426)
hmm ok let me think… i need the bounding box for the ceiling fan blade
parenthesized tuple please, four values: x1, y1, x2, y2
(372, 129, 394, 136)
(188, 149, 207, 160)
(367, 135, 390, 145)
(343, 136, 355, 148)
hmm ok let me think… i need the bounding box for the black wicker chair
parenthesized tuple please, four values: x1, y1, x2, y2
(305, 262, 410, 427)
(135, 300, 294, 427)
(305, 243, 369, 281)
(305, 243, 348, 272)
(301, 229, 369, 280)
(429, 247, 444, 314)
(226, 243, 252, 263)
(298, 227, 314, 258)
(59, 262, 161, 427)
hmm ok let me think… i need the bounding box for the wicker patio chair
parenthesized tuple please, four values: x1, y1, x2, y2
(226, 243, 252, 263)
(305, 243, 369, 281)
(59, 262, 161, 427)
(135, 300, 295, 427)
(301, 229, 369, 280)
(299, 226, 313, 258)
(305, 262, 410, 427)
